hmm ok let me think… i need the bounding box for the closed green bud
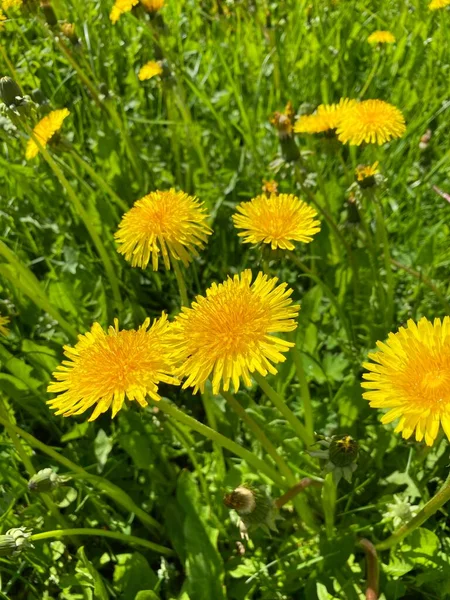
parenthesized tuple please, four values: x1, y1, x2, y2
(28, 468, 68, 493)
(0, 76, 22, 107)
(40, 0, 57, 26)
(224, 484, 277, 539)
(0, 528, 33, 557)
(329, 435, 359, 467)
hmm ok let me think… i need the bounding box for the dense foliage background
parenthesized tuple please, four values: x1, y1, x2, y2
(1, 0, 450, 598)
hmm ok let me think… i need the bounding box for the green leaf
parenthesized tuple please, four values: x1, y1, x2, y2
(94, 429, 113, 472)
(135, 592, 160, 600)
(113, 553, 158, 600)
(76, 547, 109, 600)
(176, 471, 226, 600)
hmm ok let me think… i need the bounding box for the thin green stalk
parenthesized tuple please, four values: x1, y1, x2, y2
(24, 126, 122, 309)
(0, 45, 22, 90)
(291, 346, 314, 441)
(359, 50, 381, 99)
(0, 415, 162, 533)
(172, 259, 189, 307)
(0, 241, 77, 339)
(376, 472, 450, 551)
(359, 539, 379, 600)
(253, 373, 313, 447)
(373, 197, 395, 328)
(221, 390, 293, 482)
(322, 473, 337, 539)
(31, 529, 174, 556)
(153, 398, 287, 488)
(68, 149, 129, 213)
(201, 388, 225, 474)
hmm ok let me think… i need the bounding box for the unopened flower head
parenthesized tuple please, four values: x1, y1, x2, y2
(47, 316, 179, 421)
(429, 0, 450, 9)
(25, 108, 70, 160)
(110, 0, 138, 23)
(362, 317, 450, 446)
(368, 31, 396, 44)
(0, 528, 32, 558)
(262, 180, 278, 195)
(170, 270, 299, 394)
(0, 314, 10, 337)
(294, 98, 356, 135)
(336, 99, 406, 145)
(138, 60, 163, 81)
(271, 101, 295, 137)
(115, 189, 212, 271)
(355, 162, 379, 182)
(233, 193, 320, 251)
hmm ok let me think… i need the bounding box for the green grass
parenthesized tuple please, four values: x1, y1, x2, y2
(1, 0, 450, 598)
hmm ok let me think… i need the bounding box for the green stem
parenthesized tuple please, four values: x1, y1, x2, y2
(359, 51, 381, 99)
(31, 529, 174, 556)
(68, 149, 129, 213)
(376, 472, 450, 551)
(172, 259, 189, 307)
(322, 472, 337, 539)
(373, 197, 394, 328)
(221, 390, 293, 482)
(253, 372, 313, 447)
(0, 415, 162, 533)
(291, 345, 314, 441)
(0, 241, 77, 339)
(201, 388, 225, 473)
(274, 477, 323, 509)
(153, 398, 287, 488)
(25, 125, 122, 309)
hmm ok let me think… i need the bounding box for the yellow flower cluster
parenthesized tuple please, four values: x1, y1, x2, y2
(295, 98, 406, 145)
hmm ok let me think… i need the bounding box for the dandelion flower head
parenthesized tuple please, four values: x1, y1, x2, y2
(115, 189, 212, 271)
(170, 270, 300, 394)
(368, 31, 396, 44)
(429, 0, 450, 9)
(355, 161, 379, 182)
(362, 317, 450, 446)
(138, 61, 163, 81)
(336, 99, 406, 145)
(25, 108, 70, 160)
(140, 0, 165, 11)
(47, 316, 178, 421)
(110, 0, 138, 23)
(233, 193, 320, 251)
(294, 98, 356, 134)
(271, 101, 295, 137)
(2, 0, 22, 10)
(0, 314, 10, 337)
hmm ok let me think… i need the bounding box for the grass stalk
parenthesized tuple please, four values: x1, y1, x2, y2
(172, 259, 189, 307)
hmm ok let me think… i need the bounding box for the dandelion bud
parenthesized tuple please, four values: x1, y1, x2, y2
(329, 435, 359, 467)
(224, 484, 276, 538)
(40, 0, 57, 26)
(0, 76, 22, 107)
(28, 468, 67, 493)
(61, 22, 79, 45)
(0, 528, 33, 557)
(355, 162, 379, 189)
(261, 179, 278, 196)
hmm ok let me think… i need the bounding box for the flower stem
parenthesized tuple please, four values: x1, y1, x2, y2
(153, 398, 287, 488)
(274, 477, 323, 509)
(0, 415, 162, 533)
(359, 51, 381, 99)
(373, 196, 395, 328)
(358, 538, 379, 600)
(376, 472, 450, 551)
(322, 472, 337, 539)
(253, 372, 313, 447)
(172, 259, 189, 307)
(221, 390, 293, 482)
(291, 345, 314, 441)
(31, 528, 174, 556)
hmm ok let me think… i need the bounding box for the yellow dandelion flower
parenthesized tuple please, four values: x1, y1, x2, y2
(25, 108, 70, 160)
(429, 0, 450, 9)
(232, 193, 320, 251)
(140, 0, 164, 11)
(2, 0, 22, 9)
(115, 189, 212, 271)
(336, 99, 406, 145)
(0, 10, 6, 27)
(110, 0, 138, 23)
(138, 60, 163, 81)
(170, 270, 300, 394)
(262, 180, 278, 195)
(367, 30, 396, 44)
(47, 315, 179, 422)
(362, 317, 450, 446)
(355, 161, 379, 182)
(294, 98, 356, 134)
(0, 314, 10, 337)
